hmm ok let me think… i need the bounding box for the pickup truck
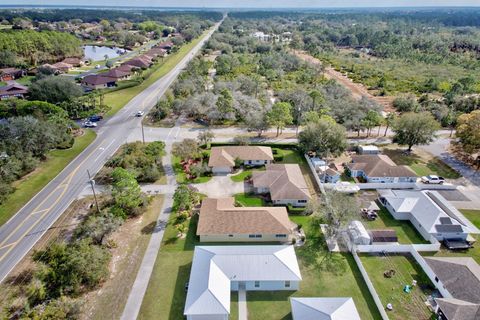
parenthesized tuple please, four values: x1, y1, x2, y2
(421, 175, 445, 184)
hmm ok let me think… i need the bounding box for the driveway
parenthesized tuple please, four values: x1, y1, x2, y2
(195, 174, 250, 198)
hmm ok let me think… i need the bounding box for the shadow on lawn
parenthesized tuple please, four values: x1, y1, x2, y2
(168, 262, 192, 320)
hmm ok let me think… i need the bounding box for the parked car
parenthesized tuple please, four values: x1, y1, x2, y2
(135, 111, 145, 117)
(421, 175, 445, 184)
(88, 115, 103, 122)
(84, 121, 97, 128)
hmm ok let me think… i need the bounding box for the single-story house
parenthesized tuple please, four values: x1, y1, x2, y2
(379, 190, 480, 242)
(0, 68, 26, 81)
(252, 164, 311, 207)
(358, 145, 380, 155)
(61, 57, 83, 67)
(103, 68, 131, 81)
(116, 64, 137, 73)
(147, 47, 167, 57)
(122, 58, 151, 69)
(197, 198, 297, 243)
(184, 245, 302, 320)
(347, 154, 417, 183)
(50, 61, 73, 73)
(0, 83, 28, 100)
(157, 41, 174, 51)
(320, 168, 341, 183)
(81, 75, 117, 90)
(208, 146, 274, 174)
(424, 257, 480, 320)
(290, 297, 361, 320)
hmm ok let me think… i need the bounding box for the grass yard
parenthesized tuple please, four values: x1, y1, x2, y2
(360, 254, 435, 320)
(0, 130, 96, 226)
(362, 204, 429, 244)
(230, 169, 253, 182)
(172, 156, 212, 184)
(104, 29, 210, 117)
(383, 148, 461, 179)
(422, 210, 480, 264)
(234, 193, 265, 207)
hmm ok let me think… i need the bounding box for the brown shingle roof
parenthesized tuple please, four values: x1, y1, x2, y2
(347, 155, 416, 178)
(82, 75, 116, 85)
(425, 257, 480, 304)
(0, 83, 28, 95)
(208, 146, 274, 167)
(197, 198, 296, 236)
(103, 68, 131, 79)
(435, 298, 480, 320)
(252, 164, 311, 201)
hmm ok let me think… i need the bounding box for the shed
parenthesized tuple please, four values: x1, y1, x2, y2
(370, 230, 398, 243)
(348, 220, 371, 245)
(358, 145, 380, 155)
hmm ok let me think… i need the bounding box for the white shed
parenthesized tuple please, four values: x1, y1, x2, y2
(358, 145, 380, 155)
(348, 220, 371, 245)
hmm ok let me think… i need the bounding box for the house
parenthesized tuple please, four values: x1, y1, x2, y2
(252, 164, 311, 207)
(81, 75, 117, 90)
(208, 146, 274, 174)
(379, 190, 480, 242)
(147, 47, 167, 57)
(423, 257, 480, 320)
(290, 297, 361, 320)
(116, 64, 138, 73)
(157, 41, 174, 51)
(0, 68, 25, 81)
(103, 68, 131, 81)
(184, 245, 302, 320)
(0, 83, 28, 100)
(197, 198, 297, 243)
(251, 31, 271, 42)
(347, 154, 417, 183)
(50, 62, 73, 73)
(122, 57, 151, 69)
(61, 57, 83, 67)
(358, 145, 380, 155)
(321, 168, 341, 183)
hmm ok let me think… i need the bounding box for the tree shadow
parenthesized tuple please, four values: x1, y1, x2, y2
(168, 262, 192, 320)
(184, 214, 199, 251)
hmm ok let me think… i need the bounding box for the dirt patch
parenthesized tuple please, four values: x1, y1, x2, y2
(294, 50, 396, 113)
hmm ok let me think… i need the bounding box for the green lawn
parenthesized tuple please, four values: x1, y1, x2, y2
(15, 76, 35, 86)
(383, 148, 461, 179)
(104, 29, 210, 117)
(362, 204, 429, 244)
(0, 130, 96, 226)
(422, 210, 480, 264)
(172, 156, 212, 184)
(139, 214, 381, 320)
(360, 254, 434, 320)
(230, 170, 252, 182)
(234, 193, 265, 207)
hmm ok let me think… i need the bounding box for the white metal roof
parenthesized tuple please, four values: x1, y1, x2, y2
(291, 297, 361, 320)
(184, 245, 302, 316)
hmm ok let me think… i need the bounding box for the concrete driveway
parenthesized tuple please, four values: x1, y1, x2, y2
(195, 174, 251, 198)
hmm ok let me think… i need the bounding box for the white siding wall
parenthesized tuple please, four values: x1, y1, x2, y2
(273, 199, 308, 207)
(231, 280, 299, 291)
(188, 314, 228, 320)
(200, 233, 292, 243)
(244, 160, 271, 166)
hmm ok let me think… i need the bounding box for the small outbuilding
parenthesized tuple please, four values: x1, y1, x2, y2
(348, 220, 371, 245)
(358, 145, 380, 155)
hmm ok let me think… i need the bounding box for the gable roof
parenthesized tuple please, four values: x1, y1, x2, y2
(208, 146, 273, 167)
(103, 68, 131, 78)
(348, 154, 417, 178)
(379, 190, 480, 235)
(425, 257, 480, 304)
(185, 245, 302, 316)
(290, 297, 361, 320)
(435, 298, 480, 320)
(82, 74, 116, 85)
(0, 83, 28, 94)
(252, 164, 311, 201)
(197, 197, 296, 236)
(51, 61, 73, 69)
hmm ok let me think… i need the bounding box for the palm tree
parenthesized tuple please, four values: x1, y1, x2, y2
(309, 90, 323, 111)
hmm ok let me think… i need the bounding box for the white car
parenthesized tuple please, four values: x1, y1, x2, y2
(421, 175, 445, 184)
(84, 121, 97, 128)
(135, 111, 145, 117)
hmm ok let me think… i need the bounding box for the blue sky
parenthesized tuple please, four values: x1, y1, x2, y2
(4, 0, 480, 8)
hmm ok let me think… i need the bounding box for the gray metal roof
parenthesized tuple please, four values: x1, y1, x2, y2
(290, 297, 361, 320)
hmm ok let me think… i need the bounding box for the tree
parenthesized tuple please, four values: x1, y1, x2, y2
(74, 211, 123, 245)
(29, 76, 83, 105)
(172, 139, 199, 161)
(244, 110, 269, 137)
(298, 119, 347, 158)
(105, 60, 114, 68)
(267, 102, 293, 136)
(197, 130, 214, 148)
(309, 90, 324, 111)
(173, 185, 200, 212)
(393, 112, 440, 152)
(456, 110, 480, 153)
(393, 94, 419, 112)
(111, 167, 143, 217)
(361, 110, 382, 137)
(384, 112, 397, 136)
(216, 88, 234, 121)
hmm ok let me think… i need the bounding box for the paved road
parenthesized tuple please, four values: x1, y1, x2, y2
(0, 21, 222, 284)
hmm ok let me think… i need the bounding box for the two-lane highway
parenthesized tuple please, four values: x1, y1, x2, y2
(0, 19, 222, 284)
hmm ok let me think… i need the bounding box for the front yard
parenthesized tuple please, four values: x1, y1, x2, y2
(172, 155, 212, 184)
(360, 253, 435, 320)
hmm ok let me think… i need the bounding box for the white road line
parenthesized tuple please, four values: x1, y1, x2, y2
(93, 139, 116, 162)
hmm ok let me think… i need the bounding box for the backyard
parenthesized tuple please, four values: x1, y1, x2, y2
(360, 253, 435, 320)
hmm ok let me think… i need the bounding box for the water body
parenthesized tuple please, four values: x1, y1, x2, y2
(83, 45, 130, 62)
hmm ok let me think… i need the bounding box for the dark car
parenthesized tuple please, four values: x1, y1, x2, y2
(88, 115, 103, 122)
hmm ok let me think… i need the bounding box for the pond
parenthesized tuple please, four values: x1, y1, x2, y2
(83, 45, 130, 62)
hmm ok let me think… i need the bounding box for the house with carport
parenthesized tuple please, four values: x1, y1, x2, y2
(347, 154, 417, 183)
(208, 146, 274, 174)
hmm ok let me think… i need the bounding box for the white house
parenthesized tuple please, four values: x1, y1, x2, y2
(208, 146, 274, 174)
(184, 245, 302, 320)
(347, 154, 417, 183)
(252, 164, 311, 207)
(290, 297, 361, 320)
(379, 190, 480, 242)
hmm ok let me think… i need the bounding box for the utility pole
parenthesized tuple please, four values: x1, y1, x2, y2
(141, 121, 145, 144)
(87, 169, 100, 213)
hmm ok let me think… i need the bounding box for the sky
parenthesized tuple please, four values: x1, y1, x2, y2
(3, 0, 480, 8)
